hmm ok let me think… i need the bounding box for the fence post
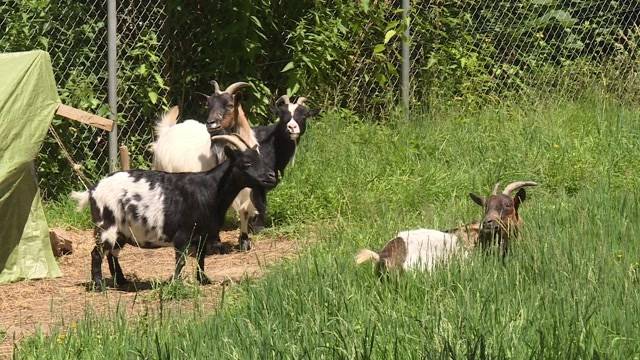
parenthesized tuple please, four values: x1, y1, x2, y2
(401, 0, 410, 119)
(107, 0, 118, 172)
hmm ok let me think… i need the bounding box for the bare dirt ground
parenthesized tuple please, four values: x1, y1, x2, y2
(0, 227, 299, 357)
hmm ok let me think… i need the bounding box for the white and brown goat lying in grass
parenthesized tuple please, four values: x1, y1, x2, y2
(355, 181, 537, 273)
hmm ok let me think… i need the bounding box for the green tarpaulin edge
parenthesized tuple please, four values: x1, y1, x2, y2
(0, 50, 62, 283)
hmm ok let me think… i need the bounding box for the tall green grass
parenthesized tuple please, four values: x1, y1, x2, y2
(24, 95, 640, 358)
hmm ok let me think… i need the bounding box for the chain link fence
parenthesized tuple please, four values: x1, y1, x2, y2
(409, 1, 640, 107)
(0, 0, 168, 198)
(1, 0, 639, 199)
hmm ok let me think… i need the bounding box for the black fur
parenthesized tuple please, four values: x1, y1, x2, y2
(85, 145, 276, 291)
(247, 102, 320, 230)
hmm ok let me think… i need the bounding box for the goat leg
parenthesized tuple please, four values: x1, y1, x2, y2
(195, 239, 212, 285)
(238, 210, 252, 251)
(106, 252, 128, 286)
(172, 246, 188, 282)
(90, 244, 106, 292)
(249, 188, 267, 234)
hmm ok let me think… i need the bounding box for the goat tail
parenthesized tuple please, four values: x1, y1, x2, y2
(355, 248, 380, 265)
(70, 190, 90, 211)
(155, 106, 180, 138)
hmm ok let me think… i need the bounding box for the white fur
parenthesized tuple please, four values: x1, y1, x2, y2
(232, 188, 257, 233)
(71, 190, 90, 211)
(397, 229, 462, 271)
(153, 120, 221, 172)
(286, 104, 301, 139)
(84, 172, 167, 249)
(354, 249, 380, 265)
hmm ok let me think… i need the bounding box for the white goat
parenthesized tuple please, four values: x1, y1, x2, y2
(355, 229, 464, 273)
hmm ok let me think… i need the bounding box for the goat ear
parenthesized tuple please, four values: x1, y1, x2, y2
(469, 193, 485, 207)
(270, 104, 279, 116)
(513, 188, 527, 210)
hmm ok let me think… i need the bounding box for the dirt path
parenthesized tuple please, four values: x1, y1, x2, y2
(0, 227, 299, 357)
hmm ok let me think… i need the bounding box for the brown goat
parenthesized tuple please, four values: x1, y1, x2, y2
(206, 80, 257, 147)
(445, 181, 537, 258)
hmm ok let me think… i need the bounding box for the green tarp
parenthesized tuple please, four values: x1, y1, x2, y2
(0, 50, 61, 283)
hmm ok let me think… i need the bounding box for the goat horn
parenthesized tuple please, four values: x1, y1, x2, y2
(276, 95, 290, 105)
(502, 181, 538, 195)
(295, 96, 308, 106)
(210, 134, 248, 150)
(224, 82, 250, 95)
(210, 80, 222, 95)
(230, 133, 251, 149)
(492, 182, 500, 195)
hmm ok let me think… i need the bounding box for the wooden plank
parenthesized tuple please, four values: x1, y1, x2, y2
(55, 104, 113, 131)
(119, 145, 130, 170)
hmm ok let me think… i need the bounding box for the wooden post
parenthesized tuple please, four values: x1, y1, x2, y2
(119, 145, 130, 170)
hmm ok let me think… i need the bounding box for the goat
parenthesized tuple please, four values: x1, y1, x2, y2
(355, 181, 537, 273)
(71, 135, 276, 291)
(151, 81, 255, 172)
(355, 229, 461, 274)
(151, 81, 260, 251)
(243, 95, 320, 232)
(458, 181, 538, 257)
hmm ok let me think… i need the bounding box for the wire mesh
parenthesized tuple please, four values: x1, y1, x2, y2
(410, 1, 640, 107)
(0, 0, 110, 198)
(2, 1, 640, 198)
(0, 0, 168, 198)
(115, 0, 169, 170)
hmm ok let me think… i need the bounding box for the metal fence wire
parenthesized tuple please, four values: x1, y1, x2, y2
(409, 1, 640, 106)
(1, 0, 639, 198)
(0, 0, 168, 198)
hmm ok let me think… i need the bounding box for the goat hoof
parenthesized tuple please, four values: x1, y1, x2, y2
(114, 277, 129, 287)
(89, 280, 106, 292)
(205, 242, 231, 255)
(249, 217, 265, 234)
(197, 275, 212, 285)
(239, 240, 252, 252)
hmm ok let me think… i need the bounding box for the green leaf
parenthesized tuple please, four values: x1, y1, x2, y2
(547, 10, 576, 27)
(153, 73, 166, 89)
(361, 0, 370, 12)
(287, 83, 300, 96)
(281, 61, 295, 73)
(384, 30, 396, 44)
(426, 57, 437, 69)
(373, 44, 386, 54)
(148, 91, 158, 104)
(385, 20, 400, 32)
(250, 16, 262, 28)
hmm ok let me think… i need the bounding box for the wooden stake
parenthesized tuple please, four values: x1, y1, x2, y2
(119, 145, 130, 170)
(55, 104, 113, 131)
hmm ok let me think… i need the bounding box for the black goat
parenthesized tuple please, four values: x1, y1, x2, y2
(248, 95, 320, 231)
(71, 135, 276, 291)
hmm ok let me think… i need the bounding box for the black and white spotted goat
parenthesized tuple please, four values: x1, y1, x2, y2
(246, 95, 320, 231)
(71, 135, 276, 290)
